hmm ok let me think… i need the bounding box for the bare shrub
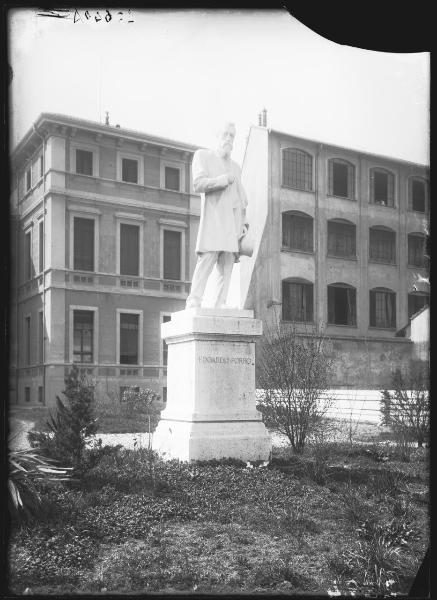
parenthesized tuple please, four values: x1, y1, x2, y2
(121, 387, 161, 449)
(380, 361, 429, 448)
(257, 320, 333, 454)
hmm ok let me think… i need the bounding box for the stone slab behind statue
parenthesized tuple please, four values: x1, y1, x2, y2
(153, 308, 271, 462)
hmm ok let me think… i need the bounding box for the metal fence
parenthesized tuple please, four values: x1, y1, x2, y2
(256, 389, 427, 425)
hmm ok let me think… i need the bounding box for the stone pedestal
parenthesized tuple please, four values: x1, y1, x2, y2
(154, 308, 271, 462)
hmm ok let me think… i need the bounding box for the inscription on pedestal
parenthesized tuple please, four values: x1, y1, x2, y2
(198, 355, 254, 365)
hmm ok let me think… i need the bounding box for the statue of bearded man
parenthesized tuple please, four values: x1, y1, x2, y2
(186, 121, 249, 309)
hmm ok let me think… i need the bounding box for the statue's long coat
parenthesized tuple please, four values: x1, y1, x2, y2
(192, 149, 248, 254)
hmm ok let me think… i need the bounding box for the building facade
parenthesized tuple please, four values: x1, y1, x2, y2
(10, 114, 200, 407)
(236, 126, 429, 388)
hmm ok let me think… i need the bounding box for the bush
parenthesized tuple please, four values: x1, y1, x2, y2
(381, 361, 429, 448)
(81, 438, 124, 472)
(257, 319, 333, 454)
(28, 366, 97, 471)
(8, 448, 71, 522)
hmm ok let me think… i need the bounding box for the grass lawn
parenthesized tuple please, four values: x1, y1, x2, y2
(8, 425, 429, 596)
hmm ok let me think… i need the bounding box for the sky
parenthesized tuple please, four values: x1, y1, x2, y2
(9, 8, 429, 166)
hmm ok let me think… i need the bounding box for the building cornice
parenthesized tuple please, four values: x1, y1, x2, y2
(12, 112, 201, 169)
(253, 125, 429, 170)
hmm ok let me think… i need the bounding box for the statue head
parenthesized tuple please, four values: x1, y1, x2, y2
(216, 121, 236, 158)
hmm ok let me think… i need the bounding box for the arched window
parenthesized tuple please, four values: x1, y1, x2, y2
(282, 211, 313, 252)
(369, 226, 396, 264)
(282, 278, 313, 323)
(328, 158, 355, 199)
(408, 292, 429, 319)
(370, 168, 395, 207)
(327, 219, 356, 258)
(282, 148, 313, 191)
(408, 177, 429, 213)
(369, 287, 396, 329)
(327, 283, 356, 326)
(408, 232, 428, 268)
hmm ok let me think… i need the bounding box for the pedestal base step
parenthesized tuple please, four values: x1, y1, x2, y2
(154, 419, 272, 463)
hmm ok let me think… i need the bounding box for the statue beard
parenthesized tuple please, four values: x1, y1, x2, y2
(219, 142, 233, 158)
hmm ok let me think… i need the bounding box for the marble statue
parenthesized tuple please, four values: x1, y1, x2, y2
(185, 122, 249, 309)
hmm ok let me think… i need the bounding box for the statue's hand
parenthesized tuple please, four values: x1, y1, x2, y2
(227, 173, 235, 185)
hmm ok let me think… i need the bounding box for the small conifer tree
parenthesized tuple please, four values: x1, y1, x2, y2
(28, 366, 97, 469)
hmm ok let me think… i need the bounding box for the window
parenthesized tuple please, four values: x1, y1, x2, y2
(370, 288, 396, 328)
(74, 217, 95, 271)
(73, 310, 94, 363)
(328, 284, 356, 326)
(38, 386, 44, 404)
(24, 230, 33, 280)
(163, 230, 181, 280)
(369, 227, 396, 264)
(370, 168, 394, 206)
(328, 159, 355, 199)
(161, 160, 186, 192)
(39, 220, 44, 273)
(409, 178, 428, 213)
(408, 234, 427, 268)
(75, 149, 93, 176)
(25, 316, 31, 365)
(120, 313, 139, 364)
(25, 387, 30, 403)
(162, 315, 171, 366)
(26, 167, 31, 192)
(39, 155, 44, 178)
(282, 148, 313, 191)
(120, 223, 140, 276)
(408, 293, 429, 319)
(282, 212, 313, 252)
(165, 166, 181, 191)
(327, 220, 356, 258)
(282, 280, 313, 322)
(122, 158, 138, 183)
(38, 311, 44, 363)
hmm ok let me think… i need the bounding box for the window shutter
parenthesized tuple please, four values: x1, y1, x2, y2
(76, 150, 93, 176)
(120, 313, 139, 364)
(39, 221, 44, 273)
(369, 291, 376, 327)
(282, 281, 291, 321)
(306, 284, 314, 322)
(122, 158, 138, 183)
(348, 163, 355, 199)
(24, 231, 32, 280)
(282, 149, 312, 191)
(74, 217, 94, 271)
(347, 288, 356, 326)
(120, 224, 139, 276)
(411, 179, 426, 212)
(387, 172, 394, 206)
(328, 160, 334, 195)
(165, 167, 180, 191)
(163, 230, 181, 280)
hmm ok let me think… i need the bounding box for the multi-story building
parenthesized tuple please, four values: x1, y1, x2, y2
(10, 113, 200, 407)
(236, 124, 429, 388)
